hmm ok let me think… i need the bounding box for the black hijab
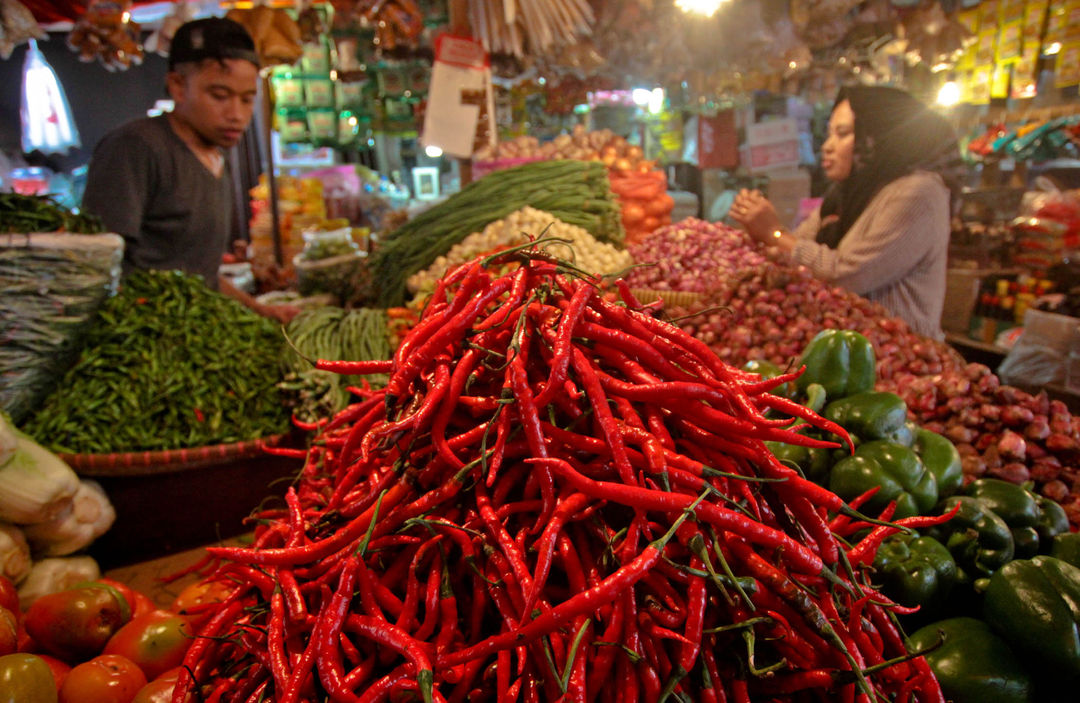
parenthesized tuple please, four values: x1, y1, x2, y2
(816, 85, 959, 249)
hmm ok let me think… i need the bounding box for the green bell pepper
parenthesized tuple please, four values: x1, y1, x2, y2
(906, 617, 1034, 703)
(984, 556, 1080, 683)
(828, 440, 938, 520)
(742, 359, 794, 399)
(801, 382, 827, 414)
(1050, 531, 1080, 569)
(765, 440, 833, 485)
(966, 479, 1042, 559)
(884, 419, 918, 448)
(913, 428, 963, 498)
(823, 391, 908, 442)
(873, 532, 957, 610)
(1035, 495, 1069, 547)
(795, 329, 876, 400)
(929, 496, 1015, 586)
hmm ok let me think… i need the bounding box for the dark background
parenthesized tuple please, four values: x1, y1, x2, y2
(0, 33, 168, 171)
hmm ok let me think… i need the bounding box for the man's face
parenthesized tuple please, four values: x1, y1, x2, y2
(167, 58, 259, 148)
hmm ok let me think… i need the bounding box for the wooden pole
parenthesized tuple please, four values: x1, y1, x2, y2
(260, 74, 284, 267)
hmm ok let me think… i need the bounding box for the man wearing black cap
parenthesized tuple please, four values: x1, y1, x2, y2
(82, 17, 295, 321)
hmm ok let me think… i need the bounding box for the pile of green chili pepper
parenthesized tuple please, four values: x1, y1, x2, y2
(21, 269, 290, 454)
(174, 244, 949, 702)
(0, 193, 105, 234)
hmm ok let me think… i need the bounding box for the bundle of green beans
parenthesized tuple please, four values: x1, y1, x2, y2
(280, 306, 393, 423)
(0, 193, 105, 234)
(21, 269, 290, 454)
(368, 160, 623, 307)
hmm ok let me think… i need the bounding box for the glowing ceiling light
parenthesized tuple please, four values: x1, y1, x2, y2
(648, 88, 665, 114)
(936, 80, 961, 107)
(675, 0, 727, 19)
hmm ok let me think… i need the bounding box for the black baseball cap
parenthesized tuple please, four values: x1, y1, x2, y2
(168, 17, 260, 70)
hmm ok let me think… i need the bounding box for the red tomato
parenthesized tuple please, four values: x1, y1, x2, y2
(25, 585, 131, 662)
(170, 580, 232, 629)
(36, 654, 71, 690)
(0, 653, 57, 703)
(131, 668, 182, 703)
(0, 607, 17, 656)
(0, 576, 18, 614)
(92, 580, 156, 620)
(104, 610, 191, 680)
(60, 654, 146, 703)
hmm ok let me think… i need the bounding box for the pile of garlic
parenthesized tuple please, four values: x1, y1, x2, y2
(0, 414, 114, 607)
(406, 207, 633, 295)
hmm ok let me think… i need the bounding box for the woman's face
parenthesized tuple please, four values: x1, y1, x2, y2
(822, 99, 856, 182)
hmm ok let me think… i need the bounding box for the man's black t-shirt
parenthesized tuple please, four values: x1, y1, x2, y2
(81, 116, 232, 289)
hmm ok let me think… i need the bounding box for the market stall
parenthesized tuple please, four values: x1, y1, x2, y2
(3, 0, 1080, 700)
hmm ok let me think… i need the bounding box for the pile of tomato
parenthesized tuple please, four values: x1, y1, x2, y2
(0, 573, 230, 703)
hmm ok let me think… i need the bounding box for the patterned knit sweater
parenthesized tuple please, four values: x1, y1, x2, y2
(790, 170, 950, 340)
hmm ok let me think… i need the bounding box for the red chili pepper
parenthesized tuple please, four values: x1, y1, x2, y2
(437, 495, 699, 669)
(847, 503, 961, 567)
(314, 557, 362, 701)
(534, 282, 592, 407)
(533, 457, 823, 575)
(526, 491, 590, 616)
(346, 614, 435, 703)
(316, 358, 394, 376)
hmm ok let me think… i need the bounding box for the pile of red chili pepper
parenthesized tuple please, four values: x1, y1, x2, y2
(172, 243, 950, 703)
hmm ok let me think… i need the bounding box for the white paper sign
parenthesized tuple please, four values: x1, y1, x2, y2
(422, 35, 494, 159)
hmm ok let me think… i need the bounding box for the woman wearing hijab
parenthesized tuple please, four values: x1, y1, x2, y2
(731, 85, 959, 340)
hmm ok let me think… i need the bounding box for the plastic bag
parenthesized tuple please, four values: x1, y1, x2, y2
(997, 308, 1080, 388)
(0, 233, 123, 423)
(20, 40, 80, 154)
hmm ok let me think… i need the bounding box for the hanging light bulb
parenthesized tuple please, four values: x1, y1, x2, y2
(675, 0, 728, 19)
(936, 80, 961, 107)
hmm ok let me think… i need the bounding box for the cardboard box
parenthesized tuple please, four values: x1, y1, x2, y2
(765, 168, 810, 229)
(743, 118, 800, 173)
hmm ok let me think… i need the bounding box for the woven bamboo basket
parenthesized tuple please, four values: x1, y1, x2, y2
(629, 288, 705, 309)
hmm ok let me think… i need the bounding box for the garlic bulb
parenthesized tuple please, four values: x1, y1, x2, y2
(24, 480, 116, 557)
(0, 524, 31, 585)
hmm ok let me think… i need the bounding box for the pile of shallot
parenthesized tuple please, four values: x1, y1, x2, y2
(623, 219, 767, 294)
(644, 235, 1080, 526)
(892, 364, 1080, 523)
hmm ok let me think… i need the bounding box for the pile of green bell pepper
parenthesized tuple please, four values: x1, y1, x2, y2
(764, 331, 965, 509)
(906, 617, 1034, 703)
(874, 531, 957, 610)
(829, 440, 938, 519)
(795, 329, 876, 399)
(965, 478, 1069, 559)
(983, 556, 1080, 692)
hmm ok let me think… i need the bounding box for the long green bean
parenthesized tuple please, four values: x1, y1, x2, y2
(368, 160, 623, 307)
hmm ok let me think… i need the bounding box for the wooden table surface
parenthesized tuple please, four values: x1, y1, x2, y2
(103, 535, 248, 610)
